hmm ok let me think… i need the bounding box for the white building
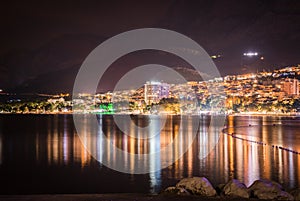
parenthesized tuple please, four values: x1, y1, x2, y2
(144, 81, 169, 105)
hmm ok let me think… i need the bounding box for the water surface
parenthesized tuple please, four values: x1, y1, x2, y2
(0, 114, 299, 194)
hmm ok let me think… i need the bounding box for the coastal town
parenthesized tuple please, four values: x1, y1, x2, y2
(1, 64, 300, 115)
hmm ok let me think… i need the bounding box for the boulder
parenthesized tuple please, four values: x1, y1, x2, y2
(277, 191, 294, 200)
(253, 190, 293, 200)
(163, 186, 178, 194)
(176, 177, 216, 196)
(163, 186, 190, 195)
(253, 189, 279, 200)
(248, 179, 293, 200)
(290, 189, 300, 201)
(222, 179, 249, 198)
(176, 187, 191, 195)
(248, 179, 283, 194)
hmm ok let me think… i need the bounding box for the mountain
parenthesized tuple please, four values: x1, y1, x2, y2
(1, 34, 107, 92)
(159, 0, 300, 74)
(11, 65, 79, 94)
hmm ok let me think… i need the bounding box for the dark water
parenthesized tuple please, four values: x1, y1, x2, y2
(0, 114, 299, 194)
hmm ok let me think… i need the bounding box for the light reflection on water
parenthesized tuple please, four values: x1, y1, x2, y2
(0, 114, 299, 194)
(220, 115, 300, 187)
(73, 114, 300, 189)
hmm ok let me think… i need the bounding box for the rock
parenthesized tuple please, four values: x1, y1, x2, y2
(163, 186, 178, 194)
(176, 187, 191, 195)
(176, 177, 216, 196)
(248, 179, 283, 194)
(222, 179, 249, 198)
(163, 186, 190, 196)
(253, 189, 279, 200)
(248, 179, 293, 200)
(253, 189, 293, 200)
(277, 191, 294, 200)
(290, 189, 300, 201)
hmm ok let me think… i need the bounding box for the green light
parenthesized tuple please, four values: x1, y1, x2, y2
(98, 103, 114, 114)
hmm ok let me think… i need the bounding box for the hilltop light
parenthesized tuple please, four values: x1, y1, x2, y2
(211, 55, 222, 59)
(243, 52, 258, 57)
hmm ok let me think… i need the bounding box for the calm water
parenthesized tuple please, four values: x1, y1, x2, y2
(0, 114, 299, 194)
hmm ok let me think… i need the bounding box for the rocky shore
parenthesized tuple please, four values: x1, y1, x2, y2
(163, 177, 300, 200)
(0, 178, 299, 201)
(0, 194, 277, 201)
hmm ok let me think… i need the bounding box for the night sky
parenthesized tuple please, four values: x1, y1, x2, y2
(0, 0, 299, 93)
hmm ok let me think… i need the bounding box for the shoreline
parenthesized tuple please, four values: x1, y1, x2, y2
(0, 112, 300, 116)
(0, 193, 264, 201)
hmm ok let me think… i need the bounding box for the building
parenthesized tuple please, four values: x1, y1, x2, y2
(144, 81, 170, 105)
(282, 78, 299, 96)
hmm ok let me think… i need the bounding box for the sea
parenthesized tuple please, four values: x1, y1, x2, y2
(0, 114, 299, 194)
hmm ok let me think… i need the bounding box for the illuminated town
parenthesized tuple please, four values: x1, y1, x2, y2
(1, 64, 300, 115)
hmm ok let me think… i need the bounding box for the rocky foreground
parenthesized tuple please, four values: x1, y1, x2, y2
(163, 177, 300, 200)
(0, 178, 299, 201)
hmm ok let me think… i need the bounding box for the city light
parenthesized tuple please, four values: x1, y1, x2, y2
(1, 64, 300, 115)
(211, 55, 221, 59)
(243, 52, 258, 57)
